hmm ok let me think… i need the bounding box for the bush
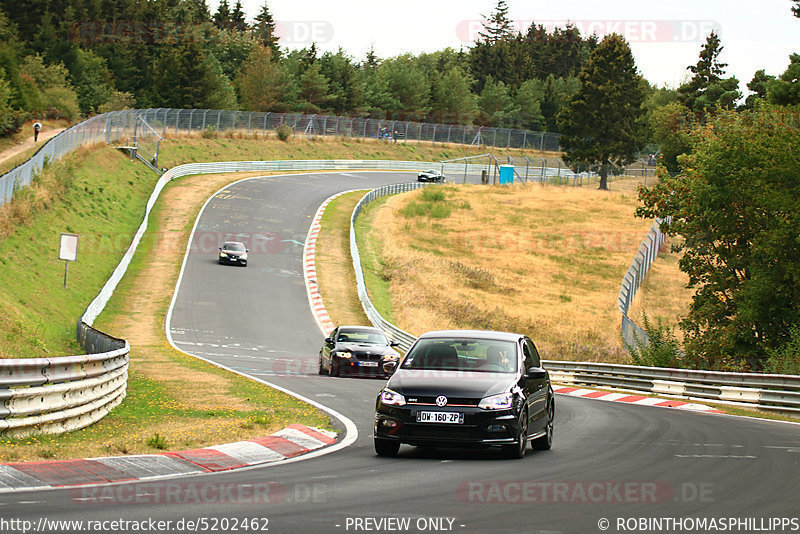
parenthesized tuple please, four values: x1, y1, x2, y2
(276, 124, 292, 141)
(626, 312, 683, 368)
(43, 86, 80, 120)
(765, 325, 800, 375)
(202, 126, 218, 139)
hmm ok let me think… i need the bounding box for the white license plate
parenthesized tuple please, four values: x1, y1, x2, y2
(359, 361, 379, 367)
(416, 411, 464, 424)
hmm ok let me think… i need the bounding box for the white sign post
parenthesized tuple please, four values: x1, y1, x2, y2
(59, 233, 79, 288)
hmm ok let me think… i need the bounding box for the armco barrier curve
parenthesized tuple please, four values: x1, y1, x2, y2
(0, 323, 128, 438)
(348, 185, 800, 415)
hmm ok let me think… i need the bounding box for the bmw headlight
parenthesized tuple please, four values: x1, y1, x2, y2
(333, 351, 352, 359)
(240, 252, 248, 260)
(219, 252, 228, 257)
(380, 388, 406, 406)
(478, 392, 514, 410)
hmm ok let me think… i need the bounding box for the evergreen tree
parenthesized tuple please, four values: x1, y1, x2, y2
(514, 79, 545, 130)
(539, 75, 579, 132)
(478, 0, 514, 44)
(298, 62, 330, 112)
(678, 31, 740, 113)
(236, 44, 293, 111)
(429, 66, 478, 124)
(558, 34, 647, 190)
(477, 75, 518, 126)
(213, 0, 232, 31)
(253, 1, 279, 56)
(378, 55, 430, 119)
(767, 54, 800, 106)
(745, 69, 775, 109)
(317, 49, 365, 113)
(231, 1, 247, 32)
(152, 40, 234, 109)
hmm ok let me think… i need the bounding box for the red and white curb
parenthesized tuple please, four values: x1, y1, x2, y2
(304, 189, 361, 336)
(553, 385, 724, 414)
(0, 424, 336, 492)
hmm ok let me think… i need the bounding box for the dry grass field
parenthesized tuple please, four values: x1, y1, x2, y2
(365, 181, 685, 362)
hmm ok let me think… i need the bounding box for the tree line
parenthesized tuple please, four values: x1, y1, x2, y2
(0, 0, 599, 136)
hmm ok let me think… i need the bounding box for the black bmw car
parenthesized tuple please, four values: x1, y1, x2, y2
(218, 241, 248, 266)
(319, 326, 401, 378)
(374, 330, 554, 459)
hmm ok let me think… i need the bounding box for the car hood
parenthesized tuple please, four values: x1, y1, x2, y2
(221, 250, 244, 255)
(336, 343, 395, 355)
(387, 369, 517, 399)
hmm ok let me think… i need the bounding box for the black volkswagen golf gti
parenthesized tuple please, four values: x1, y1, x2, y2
(374, 330, 554, 459)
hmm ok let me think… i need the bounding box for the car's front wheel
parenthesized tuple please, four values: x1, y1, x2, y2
(374, 438, 400, 457)
(329, 359, 339, 377)
(532, 400, 554, 451)
(502, 408, 528, 459)
(318, 355, 326, 375)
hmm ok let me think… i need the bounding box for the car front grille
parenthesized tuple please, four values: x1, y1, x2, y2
(407, 397, 480, 406)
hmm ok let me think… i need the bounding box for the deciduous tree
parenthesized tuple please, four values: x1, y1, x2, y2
(636, 109, 800, 371)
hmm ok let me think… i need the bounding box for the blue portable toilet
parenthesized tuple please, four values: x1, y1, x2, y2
(499, 164, 514, 185)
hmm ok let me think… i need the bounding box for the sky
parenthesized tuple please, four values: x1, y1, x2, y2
(211, 0, 799, 89)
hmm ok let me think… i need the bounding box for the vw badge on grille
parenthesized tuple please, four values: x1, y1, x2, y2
(435, 395, 448, 407)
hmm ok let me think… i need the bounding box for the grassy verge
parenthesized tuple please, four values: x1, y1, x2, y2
(0, 146, 158, 357)
(350, 181, 658, 363)
(317, 191, 370, 327)
(354, 196, 397, 324)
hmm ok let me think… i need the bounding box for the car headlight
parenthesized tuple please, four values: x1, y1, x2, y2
(333, 351, 352, 359)
(382, 353, 400, 361)
(380, 388, 406, 406)
(240, 252, 248, 260)
(478, 392, 514, 410)
(219, 252, 228, 257)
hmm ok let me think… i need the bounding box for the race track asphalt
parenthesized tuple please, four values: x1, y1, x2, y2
(2, 172, 798, 534)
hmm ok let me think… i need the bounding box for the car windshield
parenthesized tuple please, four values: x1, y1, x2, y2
(337, 329, 389, 345)
(223, 242, 245, 252)
(401, 338, 517, 373)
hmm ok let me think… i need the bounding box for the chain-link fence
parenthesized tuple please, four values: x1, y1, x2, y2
(2, 108, 659, 208)
(618, 216, 672, 348)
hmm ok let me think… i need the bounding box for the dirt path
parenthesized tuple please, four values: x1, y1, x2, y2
(0, 127, 65, 166)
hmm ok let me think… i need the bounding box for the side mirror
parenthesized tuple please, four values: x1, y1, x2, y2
(383, 360, 398, 375)
(218, 247, 222, 251)
(389, 341, 400, 347)
(324, 337, 333, 344)
(526, 367, 548, 380)
(246, 249, 249, 252)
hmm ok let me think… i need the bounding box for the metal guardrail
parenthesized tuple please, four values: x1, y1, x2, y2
(545, 360, 800, 414)
(0, 324, 128, 437)
(618, 217, 671, 348)
(348, 186, 800, 414)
